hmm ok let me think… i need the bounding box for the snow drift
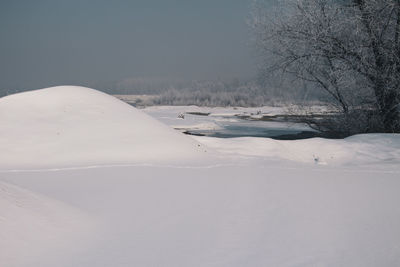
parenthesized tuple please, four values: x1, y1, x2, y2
(0, 181, 95, 267)
(0, 86, 206, 169)
(193, 134, 400, 167)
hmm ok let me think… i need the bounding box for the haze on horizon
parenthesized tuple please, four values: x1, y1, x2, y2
(0, 0, 276, 95)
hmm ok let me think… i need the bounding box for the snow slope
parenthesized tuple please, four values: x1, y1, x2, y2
(193, 134, 400, 167)
(0, 181, 95, 267)
(1, 87, 400, 266)
(0, 86, 207, 169)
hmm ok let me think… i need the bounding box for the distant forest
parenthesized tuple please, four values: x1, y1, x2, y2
(0, 77, 325, 107)
(103, 77, 324, 107)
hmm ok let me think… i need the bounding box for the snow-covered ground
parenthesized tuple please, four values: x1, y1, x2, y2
(1, 86, 399, 267)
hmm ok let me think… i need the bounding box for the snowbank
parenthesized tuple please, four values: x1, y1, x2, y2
(0, 86, 207, 169)
(193, 134, 400, 167)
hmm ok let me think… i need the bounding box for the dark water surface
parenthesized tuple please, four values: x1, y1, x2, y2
(183, 120, 318, 140)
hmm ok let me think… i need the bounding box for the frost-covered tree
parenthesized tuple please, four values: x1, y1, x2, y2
(251, 0, 400, 134)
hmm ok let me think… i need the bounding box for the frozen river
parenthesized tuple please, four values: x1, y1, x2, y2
(142, 106, 318, 139)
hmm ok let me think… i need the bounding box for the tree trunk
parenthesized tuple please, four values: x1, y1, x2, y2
(354, 0, 400, 132)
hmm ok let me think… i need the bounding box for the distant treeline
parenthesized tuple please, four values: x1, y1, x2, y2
(107, 77, 325, 107)
(1, 77, 326, 107)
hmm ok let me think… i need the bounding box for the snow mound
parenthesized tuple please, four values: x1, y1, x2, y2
(0, 86, 206, 169)
(193, 134, 400, 166)
(0, 181, 94, 267)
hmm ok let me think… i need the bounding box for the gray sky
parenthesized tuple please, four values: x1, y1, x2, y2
(0, 0, 258, 92)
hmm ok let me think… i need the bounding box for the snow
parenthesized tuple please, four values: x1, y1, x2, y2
(1, 87, 400, 266)
(192, 134, 400, 167)
(0, 86, 206, 170)
(0, 181, 95, 267)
